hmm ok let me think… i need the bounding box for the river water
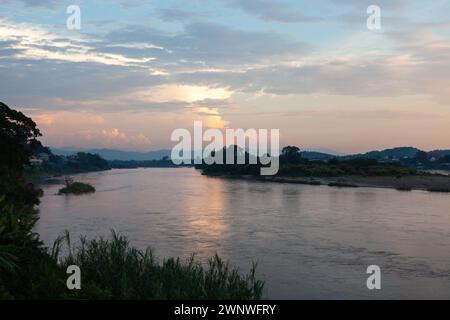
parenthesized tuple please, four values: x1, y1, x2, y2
(36, 168, 450, 299)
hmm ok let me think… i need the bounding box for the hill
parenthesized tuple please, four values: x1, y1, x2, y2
(341, 147, 421, 161)
(301, 151, 336, 161)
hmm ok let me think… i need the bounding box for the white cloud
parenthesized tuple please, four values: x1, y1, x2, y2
(0, 19, 155, 67)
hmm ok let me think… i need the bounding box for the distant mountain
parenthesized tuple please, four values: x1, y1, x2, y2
(301, 151, 336, 161)
(342, 147, 421, 161)
(301, 147, 438, 162)
(51, 146, 450, 162)
(51, 148, 172, 161)
(50, 147, 80, 157)
(309, 148, 347, 156)
(432, 150, 450, 156)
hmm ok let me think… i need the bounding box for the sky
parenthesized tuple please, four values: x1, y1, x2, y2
(1, 0, 450, 153)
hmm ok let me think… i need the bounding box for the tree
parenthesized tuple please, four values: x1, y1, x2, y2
(0, 102, 42, 172)
(280, 146, 303, 165)
(65, 152, 110, 172)
(440, 155, 450, 164)
(346, 157, 379, 168)
(328, 157, 339, 165)
(0, 102, 42, 208)
(0, 103, 63, 299)
(414, 150, 429, 164)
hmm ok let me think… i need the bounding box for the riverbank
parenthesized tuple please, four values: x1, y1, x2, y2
(209, 173, 450, 192)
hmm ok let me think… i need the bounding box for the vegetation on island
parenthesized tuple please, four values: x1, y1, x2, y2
(427, 187, 450, 193)
(0, 102, 264, 299)
(58, 179, 96, 195)
(196, 145, 418, 178)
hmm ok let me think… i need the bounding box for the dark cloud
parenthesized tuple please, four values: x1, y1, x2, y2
(0, 48, 23, 56)
(0, 58, 164, 107)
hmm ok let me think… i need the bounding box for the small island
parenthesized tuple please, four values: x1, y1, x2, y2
(58, 179, 96, 195)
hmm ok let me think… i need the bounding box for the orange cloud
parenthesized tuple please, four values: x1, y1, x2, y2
(34, 113, 55, 126)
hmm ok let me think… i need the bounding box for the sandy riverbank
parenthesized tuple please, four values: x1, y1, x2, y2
(217, 174, 450, 192)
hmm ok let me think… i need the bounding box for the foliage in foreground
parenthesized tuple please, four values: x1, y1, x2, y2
(57, 231, 264, 299)
(0, 200, 67, 299)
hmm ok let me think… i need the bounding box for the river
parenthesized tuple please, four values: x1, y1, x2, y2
(36, 168, 450, 299)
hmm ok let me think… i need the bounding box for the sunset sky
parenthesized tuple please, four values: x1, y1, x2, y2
(1, 0, 450, 153)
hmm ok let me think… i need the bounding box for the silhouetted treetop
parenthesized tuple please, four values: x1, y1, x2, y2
(0, 101, 42, 172)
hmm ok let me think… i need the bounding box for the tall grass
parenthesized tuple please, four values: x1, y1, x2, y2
(0, 200, 68, 299)
(54, 231, 264, 299)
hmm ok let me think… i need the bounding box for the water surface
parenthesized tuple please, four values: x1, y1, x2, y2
(36, 168, 450, 299)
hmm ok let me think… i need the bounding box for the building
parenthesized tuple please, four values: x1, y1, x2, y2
(29, 156, 43, 166)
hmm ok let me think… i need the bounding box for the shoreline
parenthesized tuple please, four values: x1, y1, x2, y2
(205, 173, 450, 193)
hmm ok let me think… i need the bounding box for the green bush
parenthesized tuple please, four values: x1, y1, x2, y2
(0, 199, 68, 299)
(58, 182, 96, 195)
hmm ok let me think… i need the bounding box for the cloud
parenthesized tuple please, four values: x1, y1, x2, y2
(177, 58, 445, 101)
(1, 0, 449, 152)
(105, 22, 310, 67)
(27, 108, 230, 150)
(329, 0, 409, 10)
(158, 8, 197, 22)
(226, 0, 322, 23)
(34, 113, 55, 126)
(116, 0, 146, 8)
(131, 84, 232, 103)
(0, 19, 155, 67)
(3, 0, 60, 8)
(3, 10, 450, 110)
(0, 18, 309, 113)
(101, 128, 152, 146)
(177, 22, 309, 63)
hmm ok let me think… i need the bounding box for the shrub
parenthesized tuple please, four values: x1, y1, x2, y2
(427, 187, 450, 193)
(0, 199, 67, 299)
(58, 182, 96, 195)
(57, 231, 264, 300)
